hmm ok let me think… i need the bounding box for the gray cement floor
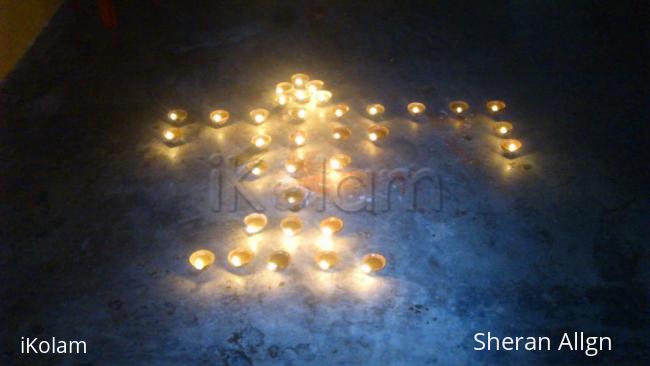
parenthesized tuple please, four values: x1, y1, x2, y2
(1, 2, 648, 365)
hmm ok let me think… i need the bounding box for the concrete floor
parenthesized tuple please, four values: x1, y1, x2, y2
(1, 1, 648, 365)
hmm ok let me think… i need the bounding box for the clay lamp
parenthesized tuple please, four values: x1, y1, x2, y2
(291, 73, 310, 87)
(500, 139, 522, 155)
(319, 216, 344, 236)
(280, 216, 303, 237)
(276, 81, 294, 95)
(162, 127, 183, 144)
(251, 134, 272, 149)
(274, 94, 291, 107)
(315, 251, 339, 271)
(285, 157, 304, 174)
(209, 110, 229, 127)
(243, 213, 267, 234)
(492, 122, 513, 136)
(366, 103, 385, 119)
(247, 160, 268, 177)
(486, 100, 506, 113)
(329, 153, 351, 171)
(290, 130, 307, 147)
(294, 89, 310, 104)
(167, 109, 188, 124)
(360, 253, 387, 274)
(407, 102, 426, 117)
(250, 108, 269, 124)
(449, 101, 469, 116)
(289, 107, 307, 121)
(228, 248, 254, 268)
(315, 90, 332, 106)
(333, 104, 350, 119)
(332, 126, 351, 140)
(284, 187, 305, 209)
(267, 250, 291, 271)
(306, 80, 324, 94)
(189, 249, 216, 271)
(367, 125, 390, 142)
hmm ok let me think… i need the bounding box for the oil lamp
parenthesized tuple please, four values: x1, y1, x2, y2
(367, 125, 390, 142)
(189, 249, 216, 271)
(162, 128, 183, 144)
(366, 103, 385, 119)
(500, 139, 522, 154)
(228, 248, 254, 268)
(280, 216, 303, 236)
(319, 216, 344, 236)
(306, 80, 324, 94)
(289, 107, 307, 121)
(360, 253, 386, 273)
(250, 134, 272, 149)
(290, 130, 307, 147)
(294, 89, 310, 104)
(407, 102, 426, 117)
(250, 108, 269, 124)
(492, 122, 513, 136)
(243, 213, 267, 234)
(274, 94, 291, 107)
(486, 100, 506, 113)
(315, 90, 332, 106)
(276, 81, 294, 95)
(167, 109, 188, 124)
(449, 101, 469, 116)
(333, 104, 350, 119)
(267, 250, 291, 271)
(291, 73, 310, 87)
(315, 251, 339, 271)
(284, 187, 305, 209)
(247, 160, 268, 177)
(332, 126, 351, 140)
(285, 157, 304, 174)
(329, 153, 351, 171)
(209, 109, 230, 126)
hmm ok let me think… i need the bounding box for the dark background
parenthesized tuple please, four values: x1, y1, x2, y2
(1, 1, 648, 365)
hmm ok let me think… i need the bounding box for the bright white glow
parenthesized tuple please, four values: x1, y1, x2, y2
(231, 255, 242, 267)
(369, 132, 378, 141)
(499, 126, 508, 134)
(286, 164, 297, 173)
(282, 228, 295, 236)
(319, 260, 331, 270)
(330, 159, 341, 170)
(252, 167, 261, 175)
(193, 258, 205, 270)
(267, 262, 278, 271)
(369, 107, 377, 115)
(322, 227, 333, 236)
(169, 112, 177, 120)
(278, 95, 287, 104)
(295, 135, 305, 145)
(295, 78, 303, 86)
(361, 264, 372, 273)
(491, 105, 499, 112)
(296, 90, 306, 100)
(254, 114, 265, 123)
(333, 132, 341, 139)
(287, 196, 296, 204)
(508, 143, 517, 152)
(412, 106, 420, 114)
(308, 85, 317, 93)
(456, 106, 463, 113)
(164, 131, 175, 140)
(255, 138, 265, 147)
(213, 114, 222, 122)
(297, 109, 306, 118)
(335, 109, 343, 117)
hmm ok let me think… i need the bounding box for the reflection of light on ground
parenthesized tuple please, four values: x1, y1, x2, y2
(282, 236, 300, 253)
(317, 235, 334, 250)
(151, 141, 183, 163)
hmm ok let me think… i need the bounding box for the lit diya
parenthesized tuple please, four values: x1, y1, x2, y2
(500, 139, 522, 154)
(360, 253, 387, 273)
(492, 121, 513, 136)
(280, 216, 303, 236)
(332, 126, 351, 140)
(209, 109, 229, 127)
(333, 104, 350, 119)
(267, 250, 291, 271)
(306, 80, 324, 94)
(315, 250, 339, 271)
(285, 157, 304, 174)
(284, 187, 305, 210)
(294, 89, 310, 104)
(228, 248, 254, 268)
(367, 125, 390, 142)
(274, 94, 291, 107)
(243, 213, 267, 234)
(291, 73, 310, 87)
(250, 108, 269, 124)
(246, 160, 268, 177)
(449, 101, 469, 116)
(250, 134, 272, 149)
(167, 109, 188, 124)
(315, 90, 332, 106)
(366, 103, 385, 119)
(290, 130, 307, 147)
(319, 216, 344, 236)
(289, 107, 307, 121)
(329, 153, 351, 171)
(408, 102, 426, 118)
(276, 81, 294, 95)
(486, 100, 506, 113)
(162, 127, 183, 144)
(189, 249, 216, 271)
